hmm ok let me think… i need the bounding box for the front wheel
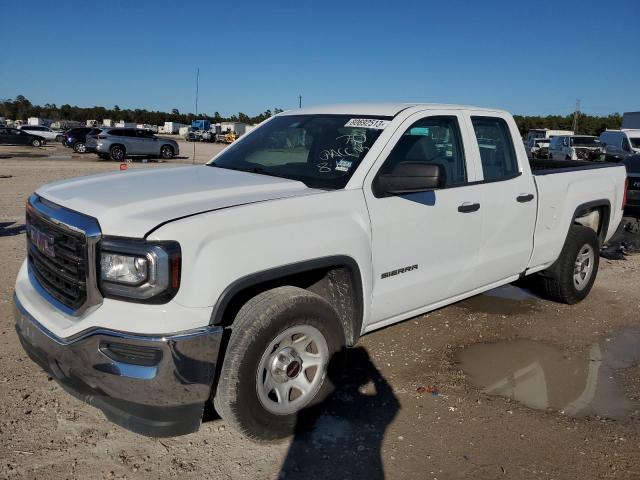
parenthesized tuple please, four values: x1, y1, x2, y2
(539, 225, 599, 304)
(110, 145, 126, 161)
(73, 141, 86, 153)
(31, 138, 41, 147)
(213, 286, 345, 441)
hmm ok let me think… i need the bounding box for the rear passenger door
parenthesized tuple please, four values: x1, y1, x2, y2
(135, 129, 158, 155)
(465, 113, 537, 286)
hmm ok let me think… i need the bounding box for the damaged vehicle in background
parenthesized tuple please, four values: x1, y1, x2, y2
(13, 103, 627, 441)
(526, 137, 551, 159)
(623, 154, 640, 218)
(549, 135, 604, 161)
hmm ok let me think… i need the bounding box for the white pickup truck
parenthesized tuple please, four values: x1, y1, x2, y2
(14, 103, 626, 439)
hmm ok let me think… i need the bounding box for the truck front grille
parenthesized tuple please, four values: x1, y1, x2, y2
(26, 195, 102, 314)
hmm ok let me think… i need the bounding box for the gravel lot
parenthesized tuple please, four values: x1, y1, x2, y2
(1, 141, 639, 480)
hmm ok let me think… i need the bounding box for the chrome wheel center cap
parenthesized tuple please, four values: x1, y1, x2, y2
(270, 347, 303, 383)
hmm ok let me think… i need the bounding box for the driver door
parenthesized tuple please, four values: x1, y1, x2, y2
(363, 110, 484, 328)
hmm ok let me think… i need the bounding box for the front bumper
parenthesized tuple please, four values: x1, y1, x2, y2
(14, 293, 223, 437)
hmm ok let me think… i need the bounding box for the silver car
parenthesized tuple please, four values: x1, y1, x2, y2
(86, 128, 179, 161)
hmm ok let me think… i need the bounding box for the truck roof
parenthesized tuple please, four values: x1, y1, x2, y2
(280, 102, 507, 117)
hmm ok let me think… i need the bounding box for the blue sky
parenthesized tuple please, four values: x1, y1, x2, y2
(1, 0, 638, 117)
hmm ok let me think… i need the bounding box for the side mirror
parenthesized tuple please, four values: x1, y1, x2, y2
(377, 162, 444, 195)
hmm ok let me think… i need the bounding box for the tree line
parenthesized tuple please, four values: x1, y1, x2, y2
(0, 95, 283, 126)
(0, 95, 623, 135)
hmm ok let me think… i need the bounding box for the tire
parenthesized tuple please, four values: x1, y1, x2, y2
(110, 145, 126, 161)
(55, 135, 63, 142)
(213, 286, 345, 441)
(31, 138, 41, 147)
(160, 145, 174, 159)
(73, 142, 86, 153)
(539, 225, 599, 304)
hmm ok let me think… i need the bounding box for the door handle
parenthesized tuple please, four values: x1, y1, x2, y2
(458, 202, 480, 213)
(517, 193, 535, 203)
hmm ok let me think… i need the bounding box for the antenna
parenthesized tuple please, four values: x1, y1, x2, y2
(298, 94, 302, 109)
(193, 67, 199, 165)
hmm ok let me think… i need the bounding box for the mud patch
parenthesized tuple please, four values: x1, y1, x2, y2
(458, 327, 640, 420)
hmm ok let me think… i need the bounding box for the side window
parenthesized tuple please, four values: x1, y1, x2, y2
(471, 116, 518, 182)
(137, 129, 154, 139)
(108, 129, 122, 136)
(378, 116, 467, 187)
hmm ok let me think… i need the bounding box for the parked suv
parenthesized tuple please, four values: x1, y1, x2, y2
(63, 127, 102, 153)
(600, 130, 640, 161)
(549, 135, 604, 161)
(86, 128, 179, 161)
(18, 125, 63, 142)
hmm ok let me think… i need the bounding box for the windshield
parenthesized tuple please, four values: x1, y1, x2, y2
(209, 114, 389, 189)
(630, 137, 640, 149)
(571, 137, 599, 147)
(534, 139, 549, 146)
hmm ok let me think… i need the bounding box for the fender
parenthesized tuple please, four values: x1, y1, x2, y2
(209, 255, 364, 344)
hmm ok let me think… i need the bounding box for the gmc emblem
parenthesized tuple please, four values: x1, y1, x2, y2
(27, 224, 55, 258)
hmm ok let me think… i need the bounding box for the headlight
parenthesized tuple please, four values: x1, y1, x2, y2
(98, 238, 181, 303)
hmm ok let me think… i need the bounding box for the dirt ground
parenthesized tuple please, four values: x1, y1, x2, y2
(1, 141, 639, 480)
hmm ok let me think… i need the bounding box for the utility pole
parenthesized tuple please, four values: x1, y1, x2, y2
(298, 94, 302, 109)
(193, 67, 199, 165)
(572, 99, 580, 133)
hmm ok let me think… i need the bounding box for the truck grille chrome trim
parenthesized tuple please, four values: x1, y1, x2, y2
(26, 194, 102, 316)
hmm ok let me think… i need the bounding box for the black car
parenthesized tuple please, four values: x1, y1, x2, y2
(0, 126, 46, 147)
(623, 154, 640, 218)
(63, 127, 101, 153)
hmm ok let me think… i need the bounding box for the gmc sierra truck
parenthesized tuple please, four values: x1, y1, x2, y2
(14, 103, 627, 440)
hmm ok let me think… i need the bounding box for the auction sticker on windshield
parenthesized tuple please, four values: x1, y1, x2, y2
(344, 118, 389, 129)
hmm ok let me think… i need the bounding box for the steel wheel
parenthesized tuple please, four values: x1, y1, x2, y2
(573, 244, 595, 290)
(256, 325, 329, 416)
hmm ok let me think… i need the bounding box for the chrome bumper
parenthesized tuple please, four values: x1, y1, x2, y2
(14, 293, 223, 437)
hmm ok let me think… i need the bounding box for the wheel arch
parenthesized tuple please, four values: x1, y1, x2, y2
(209, 256, 364, 346)
(571, 199, 611, 246)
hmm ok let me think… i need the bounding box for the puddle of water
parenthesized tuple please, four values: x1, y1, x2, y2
(457, 285, 540, 315)
(458, 327, 640, 420)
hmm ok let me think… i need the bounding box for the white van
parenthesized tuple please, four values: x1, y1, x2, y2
(599, 130, 640, 160)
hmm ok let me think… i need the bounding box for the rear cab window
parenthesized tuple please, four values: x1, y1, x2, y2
(470, 116, 519, 182)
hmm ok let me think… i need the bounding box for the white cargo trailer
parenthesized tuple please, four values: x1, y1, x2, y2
(220, 122, 248, 136)
(115, 121, 136, 128)
(164, 122, 185, 134)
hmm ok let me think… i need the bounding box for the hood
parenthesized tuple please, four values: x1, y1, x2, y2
(36, 165, 320, 237)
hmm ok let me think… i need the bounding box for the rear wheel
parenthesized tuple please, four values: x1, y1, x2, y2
(73, 141, 86, 153)
(110, 145, 126, 161)
(55, 134, 63, 142)
(160, 145, 174, 159)
(539, 225, 599, 304)
(213, 286, 344, 441)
